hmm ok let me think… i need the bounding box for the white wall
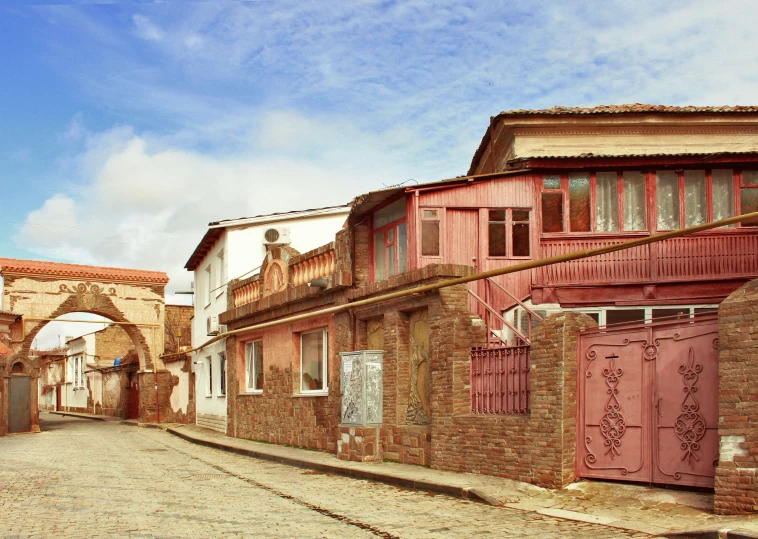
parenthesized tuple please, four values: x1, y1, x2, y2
(190, 209, 349, 428)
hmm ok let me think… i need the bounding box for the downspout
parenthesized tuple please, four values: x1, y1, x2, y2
(161, 210, 758, 360)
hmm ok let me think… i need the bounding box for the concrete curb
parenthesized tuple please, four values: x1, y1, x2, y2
(49, 411, 107, 421)
(166, 426, 499, 506)
(660, 530, 758, 539)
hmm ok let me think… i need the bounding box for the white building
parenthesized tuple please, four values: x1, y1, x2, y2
(184, 205, 351, 433)
(63, 333, 96, 411)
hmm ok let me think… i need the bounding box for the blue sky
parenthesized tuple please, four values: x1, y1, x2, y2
(2, 0, 758, 311)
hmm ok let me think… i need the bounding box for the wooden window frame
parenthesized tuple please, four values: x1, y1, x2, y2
(419, 206, 444, 259)
(218, 352, 226, 397)
(540, 171, 651, 235)
(369, 196, 408, 283)
(737, 169, 758, 228)
(486, 208, 531, 260)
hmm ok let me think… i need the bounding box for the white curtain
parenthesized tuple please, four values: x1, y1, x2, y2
(596, 172, 618, 232)
(656, 171, 679, 230)
(623, 171, 646, 230)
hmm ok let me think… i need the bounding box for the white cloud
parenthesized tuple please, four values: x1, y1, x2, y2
(132, 14, 163, 42)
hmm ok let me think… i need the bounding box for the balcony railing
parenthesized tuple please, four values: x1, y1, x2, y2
(231, 276, 261, 308)
(535, 230, 758, 286)
(289, 243, 337, 287)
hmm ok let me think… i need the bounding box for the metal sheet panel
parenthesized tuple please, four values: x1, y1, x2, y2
(9, 376, 31, 434)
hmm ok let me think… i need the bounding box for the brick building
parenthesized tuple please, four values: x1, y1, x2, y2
(210, 105, 758, 514)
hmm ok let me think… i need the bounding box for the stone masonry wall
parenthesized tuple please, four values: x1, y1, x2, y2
(432, 312, 596, 489)
(715, 279, 758, 515)
(94, 325, 133, 366)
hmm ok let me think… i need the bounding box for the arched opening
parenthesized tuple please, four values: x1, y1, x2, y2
(10, 361, 26, 374)
(30, 312, 146, 418)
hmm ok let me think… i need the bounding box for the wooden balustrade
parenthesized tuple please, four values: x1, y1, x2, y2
(535, 231, 758, 286)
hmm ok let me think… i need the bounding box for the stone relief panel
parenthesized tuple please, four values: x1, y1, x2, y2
(406, 309, 431, 425)
(367, 317, 384, 350)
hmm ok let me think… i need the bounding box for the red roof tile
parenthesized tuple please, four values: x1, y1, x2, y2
(499, 104, 758, 116)
(0, 258, 168, 284)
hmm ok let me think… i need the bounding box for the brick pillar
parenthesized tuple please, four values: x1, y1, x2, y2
(715, 279, 758, 515)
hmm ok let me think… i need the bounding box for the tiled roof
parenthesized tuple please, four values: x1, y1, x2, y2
(0, 258, 169, 284)
(499, 104, 758, 116)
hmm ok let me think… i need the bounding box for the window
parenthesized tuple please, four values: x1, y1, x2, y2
(205, 265, 212, 305)
(421, 209, 441, 256)
(206, 356, 213, 396)
(71, 355, 85, 389)
(740, 170, 758, 226)
(541, 171, 647, 233)
(219, 352, 226, 396)
(372, 198, 407, 281)
(655, 169, 738, 230)
(488, 209, 531, 257)
(300, 329, 327, 393)
(245, 340, 264, 392)
(216, 250, 225, 294)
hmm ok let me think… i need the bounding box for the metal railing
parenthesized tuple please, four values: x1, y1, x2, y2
(470, 345, 530, 415)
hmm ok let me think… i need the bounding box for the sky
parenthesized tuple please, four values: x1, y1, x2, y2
(2, 0, 758, 346)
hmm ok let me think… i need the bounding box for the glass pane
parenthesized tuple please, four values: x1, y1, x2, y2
(569, 172, 591, 232)
(254, 341, 263, 390)
(656, 170, 679, 230)
(543, 175, 561, 189)
(388, 228, 394, 242)
(623, 171, 646, 230)
(694, 307, 718, 318)
(740, 188, 758, 226)
(513, 209, 530, 221)
(374, 198, 406, 228)
(246, 343, 254, 389)
(684, 170, 706, 227)
(388, 245, 396, 276)
(712, 169, 734, 224)
(743, 170, 758, 187)
(397, 223, 407, 273)
(373, 232, 385, 281)
(512, 222, 530, 256)
(488, 209, 506, 221)
(488, 223, 506, 256)
(541, 192, 563, 232)
(606, 309, 645, 327)
(301, 331, 324, 391)
(652, 308, 689, 321)
(422, 209, 438, 219)
(596, 172, 619, 232)
(421, 221, 440, 256)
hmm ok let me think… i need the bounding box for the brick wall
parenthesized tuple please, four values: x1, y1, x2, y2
(715, 279, 758, 514)
(94, 325, 133, 366)
(432, 311, 595, 489)
(165, 305, 193, 353)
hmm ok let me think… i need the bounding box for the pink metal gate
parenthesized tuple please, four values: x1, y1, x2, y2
(577, 316, 719, 488)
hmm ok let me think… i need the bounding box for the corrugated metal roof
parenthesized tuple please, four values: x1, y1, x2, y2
(510, 150, 758, 160)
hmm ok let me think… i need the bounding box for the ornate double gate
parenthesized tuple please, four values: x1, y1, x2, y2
(577, 316, 719, 488)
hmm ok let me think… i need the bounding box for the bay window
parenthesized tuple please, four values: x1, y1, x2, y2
(300, 329, 328, 393)
(372, 198, 407, 281)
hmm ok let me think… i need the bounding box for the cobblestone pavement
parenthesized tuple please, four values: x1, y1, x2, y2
(0, 414, 648, 538)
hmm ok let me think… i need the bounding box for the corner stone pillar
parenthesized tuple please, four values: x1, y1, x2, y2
(715, 279, 758, 515)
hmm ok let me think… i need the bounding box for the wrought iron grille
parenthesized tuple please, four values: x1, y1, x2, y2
(470, 345, 530, 415)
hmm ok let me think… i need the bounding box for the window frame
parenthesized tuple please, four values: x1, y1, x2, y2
(206, 356, 213, 397)
(218, 352, 226, 397)
(419, 206, 443, 259)
(370, 196, 408, 283)
(299, 328, 328, 394)
(737, 169, 758, 227)
(216, 249, 225, 298)
(487, 207, 531, 260)
(204, 264, 212, 307)
(653, 169, 738, 231)
(540, 171, 650, 235)
(245, 340, 264, 394)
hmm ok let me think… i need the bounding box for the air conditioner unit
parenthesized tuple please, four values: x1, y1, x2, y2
(263, 227, 291, 245)
(218, 324, 228, 335)
(207, 315, 219, 336)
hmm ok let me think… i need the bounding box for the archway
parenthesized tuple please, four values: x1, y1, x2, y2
(0, 258, 169, 431)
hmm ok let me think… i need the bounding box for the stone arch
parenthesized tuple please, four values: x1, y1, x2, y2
(10, 361, 25, 374)
(19, 294, 155, 371)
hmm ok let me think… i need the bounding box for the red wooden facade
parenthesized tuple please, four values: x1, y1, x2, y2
(361, 159, 758, 340)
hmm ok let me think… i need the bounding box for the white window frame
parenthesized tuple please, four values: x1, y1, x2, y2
(218, 352, 226, 397)
(299, 329, 328, 394)
(205, 264, 212, 306)
(245, 340, 264, 393)
(206, 356, 213, 397)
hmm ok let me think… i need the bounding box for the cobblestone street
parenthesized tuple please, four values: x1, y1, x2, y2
(0, 414, 651, 538)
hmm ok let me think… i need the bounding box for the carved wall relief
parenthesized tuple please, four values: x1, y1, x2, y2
(406, 309, 431, 425)
(366, 318, 384, 350)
